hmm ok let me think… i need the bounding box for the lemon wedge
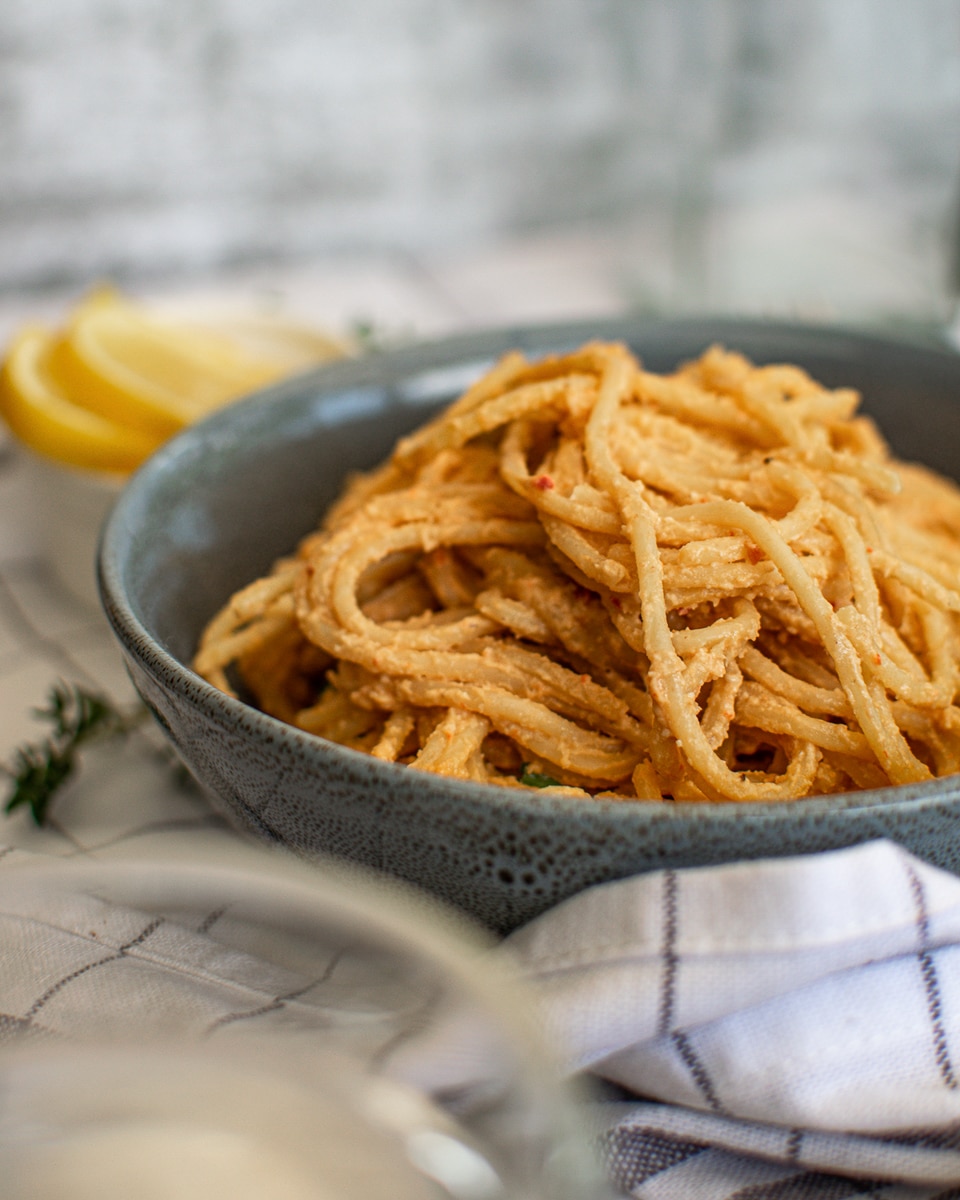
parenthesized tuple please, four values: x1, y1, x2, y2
(47, 287, 286, 438)
(0, 326, 164, 473)
(0, 285, 353, 474)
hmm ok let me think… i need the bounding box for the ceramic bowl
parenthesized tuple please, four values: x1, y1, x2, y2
(98, 316, 960, 933)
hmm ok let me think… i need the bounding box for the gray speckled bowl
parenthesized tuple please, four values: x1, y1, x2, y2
(99, 317, 960, 933)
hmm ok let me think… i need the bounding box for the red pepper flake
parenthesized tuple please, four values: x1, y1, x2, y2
(610, 595, 622, 609)
(874, 653, 882, 666)
(534, 474, 555, 490)
(746, 544, 764, 564)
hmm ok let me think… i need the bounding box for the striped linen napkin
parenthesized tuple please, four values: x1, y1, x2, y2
(505, 838, 960, 1199)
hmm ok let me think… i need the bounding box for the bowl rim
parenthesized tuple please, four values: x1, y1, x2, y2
(97, 314, 960, 824)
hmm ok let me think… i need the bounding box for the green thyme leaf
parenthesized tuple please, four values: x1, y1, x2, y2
(3, 683, 145, 826)
(519, 765, 562, 789)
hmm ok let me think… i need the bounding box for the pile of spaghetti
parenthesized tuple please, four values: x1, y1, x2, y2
(194, 342, 960, 802)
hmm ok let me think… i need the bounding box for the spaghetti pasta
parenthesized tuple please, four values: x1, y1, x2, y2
(194, 342, 960, 801)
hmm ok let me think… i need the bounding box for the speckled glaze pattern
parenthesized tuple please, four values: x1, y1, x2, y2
(99, 317, 960, 934)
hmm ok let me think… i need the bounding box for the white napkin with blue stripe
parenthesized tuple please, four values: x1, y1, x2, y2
(505, 838, 960, 1197)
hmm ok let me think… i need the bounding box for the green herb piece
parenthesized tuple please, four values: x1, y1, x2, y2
(519, 765, 562, 789)
(3, 683, 144, 826)
(350, 318, 387, 353)
(349, 317, 414, 355)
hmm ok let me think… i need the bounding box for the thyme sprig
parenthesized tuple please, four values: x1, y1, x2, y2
(3, 683, 146, 826)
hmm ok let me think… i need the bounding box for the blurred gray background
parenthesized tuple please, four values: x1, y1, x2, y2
(2, 0, 960, 322)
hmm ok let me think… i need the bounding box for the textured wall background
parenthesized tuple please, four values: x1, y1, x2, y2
(2, 0, 959, 317)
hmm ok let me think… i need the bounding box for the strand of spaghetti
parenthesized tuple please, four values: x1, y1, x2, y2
(325, 519, 544, 647)
(921, 606, 960, 702)
(680, 643, 740, 704)
(583, 662, 655, 726)
(473, 588, 555, 643)
(674, 536, 748, 567)
(394, 678, 639, 781)
(392, 350, 529, 469)
(369, 708, 415, 761)
(700, 662, 744, 749)
(817, 475, 888, 554)
(234, 621, 321, 725)
(880, 620, 936, 681)
(740, 646, 850, 717)
(680, 609, 759, 699)
(294, 685, 381, 744)
(632, 760, 664, 800)
(799, 444, 900, 496)
(886, 705, 960, 780)
(499, 421, 622, 534)
(418, 547, 480, 609)
(893, 527, 960, 580)
(506, 571, 646, 678)
(671, 498, 930, 783)
(765, 462, 826, 544)
(778, 386, 860, 424)
(835, 606, 954, 710)
(822, 503, 881, 627)
(824, 752, 890, 791)
(662, 560, 781, 592)
(671, 599, 761, 655)
(913, 727, 960, 778)
(410, 709, 492, 779)
(614, 444, 746, 503)
(735, 681, 872, 758)
(395, 377, 577, 469)
(385, 640, 651, 748)
(193, 593, 295, 680)
(635, 369, 775, 447)
(320, 461, 410, 528)
(487, 640, 650, 747)
(643, 601, 821, 794)
(361, 482, 532, 527)
(538, 513, 630, 590)
(623, 407, 756, 472)
(736, 376, 810, 448)
(870, 547, 960, 613)
(196, 564, 298, 648)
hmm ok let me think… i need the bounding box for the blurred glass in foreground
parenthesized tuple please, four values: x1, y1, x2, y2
(0, 846, 607, 1200)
